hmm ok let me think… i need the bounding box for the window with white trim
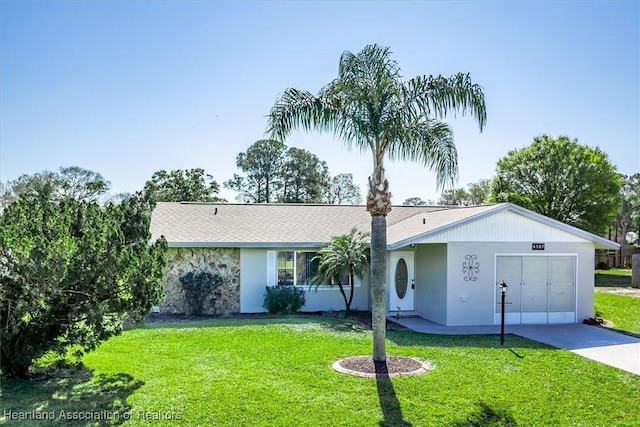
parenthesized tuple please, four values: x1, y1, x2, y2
(267, 251, 350, 287)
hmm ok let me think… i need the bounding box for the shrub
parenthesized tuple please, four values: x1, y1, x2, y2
(263, 286, 306, 314)
(179, 271, 223, 315)
(0, 192, 167, 378)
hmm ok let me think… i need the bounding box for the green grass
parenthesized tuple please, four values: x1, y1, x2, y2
(595, 293, 640, 335)
(595, 268, 632, 276)
(2, 317, 640, 426)
(595, 268, 632, 287)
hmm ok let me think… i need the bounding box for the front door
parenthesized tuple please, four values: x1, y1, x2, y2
(389, 251, 415, 312)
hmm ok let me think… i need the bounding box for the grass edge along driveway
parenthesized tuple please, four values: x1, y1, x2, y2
(2, 317, 639, 426)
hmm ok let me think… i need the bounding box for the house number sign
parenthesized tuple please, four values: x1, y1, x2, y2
(532, 243, 545, 251)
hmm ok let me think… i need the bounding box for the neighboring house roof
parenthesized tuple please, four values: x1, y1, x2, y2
(150, 202, 619, 250)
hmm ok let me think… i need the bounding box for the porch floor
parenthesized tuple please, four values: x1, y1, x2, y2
(389, 316, 501, 335)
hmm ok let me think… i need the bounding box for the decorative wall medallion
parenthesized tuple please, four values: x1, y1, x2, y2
(462, 255, 479, 281)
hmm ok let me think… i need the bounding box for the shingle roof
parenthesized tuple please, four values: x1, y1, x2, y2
(150, 202, 497, 247)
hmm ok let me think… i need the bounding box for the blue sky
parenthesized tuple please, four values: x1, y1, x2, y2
(1, 1, 638, 203)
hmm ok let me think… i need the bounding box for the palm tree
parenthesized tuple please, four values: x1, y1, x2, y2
(311, 227, 370, 313)
(267, 44, 486, 362)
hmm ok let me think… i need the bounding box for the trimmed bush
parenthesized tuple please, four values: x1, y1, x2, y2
(179, 271, 223, 315)
(263, 286, 306, 314)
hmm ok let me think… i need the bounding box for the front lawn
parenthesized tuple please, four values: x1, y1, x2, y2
(2, 317, 639, 426)
(595, 292, 640, 336)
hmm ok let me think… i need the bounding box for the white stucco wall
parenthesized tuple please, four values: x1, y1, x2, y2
(240, 248, 370, 313)
(240, 248, 267, 313)
(414, 244, 447, 324)
(445, 242, 595, 326)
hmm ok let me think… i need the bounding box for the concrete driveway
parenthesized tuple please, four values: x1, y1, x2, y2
(511, 324, 640, 375)
(391, 317, 640, 375)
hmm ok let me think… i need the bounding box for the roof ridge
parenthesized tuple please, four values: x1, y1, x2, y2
(173, 201, 505, 208)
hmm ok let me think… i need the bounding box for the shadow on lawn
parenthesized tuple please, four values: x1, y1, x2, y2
(594, 274, 631, 287)
(1, 363, 143, 426)
(450, 401, 518, 426)
(375, 363, 412, 427)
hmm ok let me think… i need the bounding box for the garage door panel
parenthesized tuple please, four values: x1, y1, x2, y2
(522, 257, 548, 314)
(522, 284, 547, 312)
(495, 255, 576, 325)
(522, 313, 548, 323)
(496, 256, 522, 314)
(496, 256, 521, 284)
(548, 312, 575, 323)
(549, 283, 574, 312)
(523, 256, 548, 283)
(504, 286, 521, 313)
(550, 256, 575, 283)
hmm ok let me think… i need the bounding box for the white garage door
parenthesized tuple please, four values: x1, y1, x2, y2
(495, 255, 576, 324)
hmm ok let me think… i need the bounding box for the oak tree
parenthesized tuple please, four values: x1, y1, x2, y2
(490, 135, 621, 234)
(144, 168, 225, 202)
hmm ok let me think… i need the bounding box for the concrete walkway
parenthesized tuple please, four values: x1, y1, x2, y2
(391, 317, 640, 375)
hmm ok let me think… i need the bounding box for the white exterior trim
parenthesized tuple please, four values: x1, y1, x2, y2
(389, 204, 619, 250)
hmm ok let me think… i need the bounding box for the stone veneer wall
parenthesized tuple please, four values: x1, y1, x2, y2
(161, 247, 240, 315)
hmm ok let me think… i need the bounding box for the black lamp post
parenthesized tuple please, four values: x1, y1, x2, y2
(499, 281, 507, 345)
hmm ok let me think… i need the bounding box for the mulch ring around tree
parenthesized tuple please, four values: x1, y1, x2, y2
(333, 356, 430, 378)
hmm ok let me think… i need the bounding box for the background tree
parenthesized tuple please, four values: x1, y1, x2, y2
(466, 179, 491, 205)
(0, 191, 167, 377)
(490, 135, 621, 235)
(144, 168, 225, 202)
(279, 147, 330, 203)
(438, 188, 470, 205)
(312, 228, 369, 313)
(1, 166, 110, 208)
(438, 179, 490, 206)
(226, 140, 347, 204)
(614, 173, 640, 242)
(103, 192, 132, 204)
(325, 173, 362, 204)
(267, 44, 486, 362)
(0, 181, 10, 211)
(402, 197, 428, 206)
(224, 139, 285, 203)
(57, 166, 111, 200)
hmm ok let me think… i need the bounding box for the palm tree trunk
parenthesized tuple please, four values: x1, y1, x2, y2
(368, 158, 391, 363)
(370, 215, 387, 362)
(347, 272, 355, 312)
(338, 283, 349, 312)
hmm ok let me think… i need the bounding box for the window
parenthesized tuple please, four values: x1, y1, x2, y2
(269, 251, 351, 287)
(276, 251, 319, 286)
(276, 251, 295, 286)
